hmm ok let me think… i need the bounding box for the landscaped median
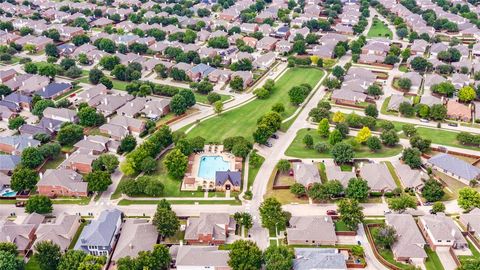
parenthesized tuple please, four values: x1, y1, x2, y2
(186, 68, 325, 142)
(285, 128, 403, 159)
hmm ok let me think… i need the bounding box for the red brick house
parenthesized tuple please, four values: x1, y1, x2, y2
(184, 213, 236, 245)
(37, 169, 88, 197)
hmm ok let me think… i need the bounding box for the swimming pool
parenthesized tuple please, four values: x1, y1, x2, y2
(0, 188, 17, 197)
(198, 156, 231, 180)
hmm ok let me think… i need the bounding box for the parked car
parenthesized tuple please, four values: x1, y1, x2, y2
(424, 202, 433, 206)
(265, 141, 272, 147)
(420, 118, 429, 123)
(271, 134, 278, 139)
(448, 122, 458, 127)
(15, 201, 25, 207)
(326, 210, 337, 215)
(384, 210, 392, 214)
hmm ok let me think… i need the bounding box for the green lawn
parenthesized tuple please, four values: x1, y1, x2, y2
(334, 220, 351, 231)
(367, 18, 393, 39)
(285, 129, 403, 158)
(194, 92, 231, 105)
(425, 247, 444, 270)
(117, 199, 242, 205)
(384, 161, 403, 189)
(68, 221, 86, 249)
(370, 227, 417, 270)
(187, 68, 325, 142)
(25, 256, 41, 270)
(414, 127, 480, 151)
(248, 154, 265, 189)
(318, 162, 327, 183)
(41, 154, 66, 171)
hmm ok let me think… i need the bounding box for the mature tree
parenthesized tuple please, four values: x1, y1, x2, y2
(230, 76, 244, 91)
(308, 180, 344, 201)
(356, 127, 371, 144)
(331, 142, 354, 164)
(332, 66, 345, 78)
(259, 197, 289, 231)
(337, 198, 364, 231)
(401, 147, 422, 169)
(422, 179, 445, 202)
(92, 154, 119, 173)
(35, 241, 61, 270)
(458, 86, 476, 102)
(45, 43, 59, 58)
(367, 85, 382, 96)
(290, 183, 306, 197)
(364, 104, 378, 118)
(264, 245, 295, 270)
(118, 135, 136, 154)
(429, 104, 447, 120)
(399, 102, 414, 117)
(397, 78, 412, 90)
(431, 201, 446, 214)
(410, 136, 431, 153)
(318, 118, 330, 137)
(78, 254, 106, 270)
(25, 195, 53, 214)
(402, 124, 417, 137)
(332, 111, 345, 123)
(431, 82, 455, 97)
(37, 63, 57, 78)
(0, 250, 24, 270)
(366, 136, 381, 152)
(163, 149, 188, 179)
(0, 243, 17, 256)
(57, 250, 87, 270)
(234, 212, 253, 231)
(214, 100, 223, 114)
(170, 94, 188, 115)
(78, 106, 104, 127)
(85, 171, 112, 192)
(8, 116, 25, 130)
(328, 129, 343, 145)
(57, 123, 84, 146)
(11, 167, 38, 192)
(458, 187, 480, 211)
(135, 245, 171, 270)
(380, 129, 399, 146)
(373, 224, 397, 250)
(410, 56, 430, 72)
(228, 240, 262, 270)
(302, 134, 313, 148)
(21, 147, 44, 169)
(153, 200, 180, 239)
(458, 258, 480, 270)
(288, 85, 310, 105)
(32, 99, 55, 116)
(309, 108, 330, 122)
(276, 159, 291, 172)
(388, 194, 417, 212)
(345, 178, 370, 201)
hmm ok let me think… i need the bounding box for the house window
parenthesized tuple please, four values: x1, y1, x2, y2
(438, 240, 442, 243)
(446, 240, 451, 243)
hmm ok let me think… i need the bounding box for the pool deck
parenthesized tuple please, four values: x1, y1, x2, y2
(181, 145, 237, 191)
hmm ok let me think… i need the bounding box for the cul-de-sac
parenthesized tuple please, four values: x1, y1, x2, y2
(2, 0, 480, 269)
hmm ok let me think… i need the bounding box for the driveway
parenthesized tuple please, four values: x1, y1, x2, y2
(436, 247, 458, 270)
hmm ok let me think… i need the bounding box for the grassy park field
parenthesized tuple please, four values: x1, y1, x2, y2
(367, 17, 393, 39)
(186, 68, 325, 142)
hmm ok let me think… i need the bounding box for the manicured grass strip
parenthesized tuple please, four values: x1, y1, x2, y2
(117, 199, 242, 205)
(52, 197, 91, 205)
(383, 161, 403, 189)
(334, 220, 350, 231)
(68, 221, 87, 249)
(414, 127, 480, 151)
(25, 255, 41, 270)
(367, 18, 393, 39)
(425, 247, 444, 270)
(285, 128, 403, 158)
(318, 162, 327, 183)
(187, 68, 325, 142)
(194, 92, 231, 105)
(248, 155, 265, 189)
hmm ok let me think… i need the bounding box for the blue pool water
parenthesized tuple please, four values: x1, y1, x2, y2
(198, 156, 231, 180)
(0, 188, 17, 197)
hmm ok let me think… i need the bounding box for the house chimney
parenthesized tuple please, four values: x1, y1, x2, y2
(104, 97, 108, 104)
(39, 172, 43, 178)
(107, 117, 110, 123)
(49, 122, 53, 129)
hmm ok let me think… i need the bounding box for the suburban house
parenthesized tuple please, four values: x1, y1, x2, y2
(0, 135, 40, 155)
(331, 89, 368, 105)
(0, 155, 21, 174)
(110, 219, 158, 266)
(33, 213, 82, 252)
(400, 72, 423, 92)
(388, 94, 411, 112)
(385, 214, 427, 264)
(359, 162, 396, 192)
(1, 92, 33, 111)
(36, 83, 73, 99)
(287, 216, 337, 245)
(446, 100, 471, 122)
(292, 162, 321, 187)
(460, 208, 480, 239)
(73, 135, 109, 155)
(170, 245, 230, 270)
(0, 69, 16, 83)
(141, 99, 170, 120)
(426, 153, 480, 185)
(0, 213, 45, 255)
(393, 162, 426, 191)
(325, 165, 356, 187)
(43, 107, 78, 123)
(106, 115, 145, 135)
(74, 209, 122, 256)
(62, 152, 97, 174)
(215, 170, 241, 191)
(293, 248, 347, 270)
(37, 169, 88, 197)
(418, 213, 468, 250)
(117, 97, 148, 118)
(184, 213, 236, 245)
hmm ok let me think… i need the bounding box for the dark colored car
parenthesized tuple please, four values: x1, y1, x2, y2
(326, 210, 337, 215)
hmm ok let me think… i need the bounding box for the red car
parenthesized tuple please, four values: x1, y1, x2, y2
(326, 210, 337, 215)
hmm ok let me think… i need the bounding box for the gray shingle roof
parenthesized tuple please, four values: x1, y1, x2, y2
(428, 153, 480, 181)
(74, 209, 122, 250)
(386, 214, 427, 260)
(0, 155, 20, 171)
(293, 248, 346, 270)
(215, 171, 241, 187)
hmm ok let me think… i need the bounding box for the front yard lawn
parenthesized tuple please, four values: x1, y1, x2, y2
(413, 127, 480, 151)
(367, 18, 393, 39)
(285, 129, 403, 159)
(370, 227, 417, 270)
(384, 161, 403, 189)
(187, 68, 325, 142)
(194, 92, 231, 105)
(424, 247, 444, 270)
(25, 256, 41, 270)
(248, 154, 265, 189)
